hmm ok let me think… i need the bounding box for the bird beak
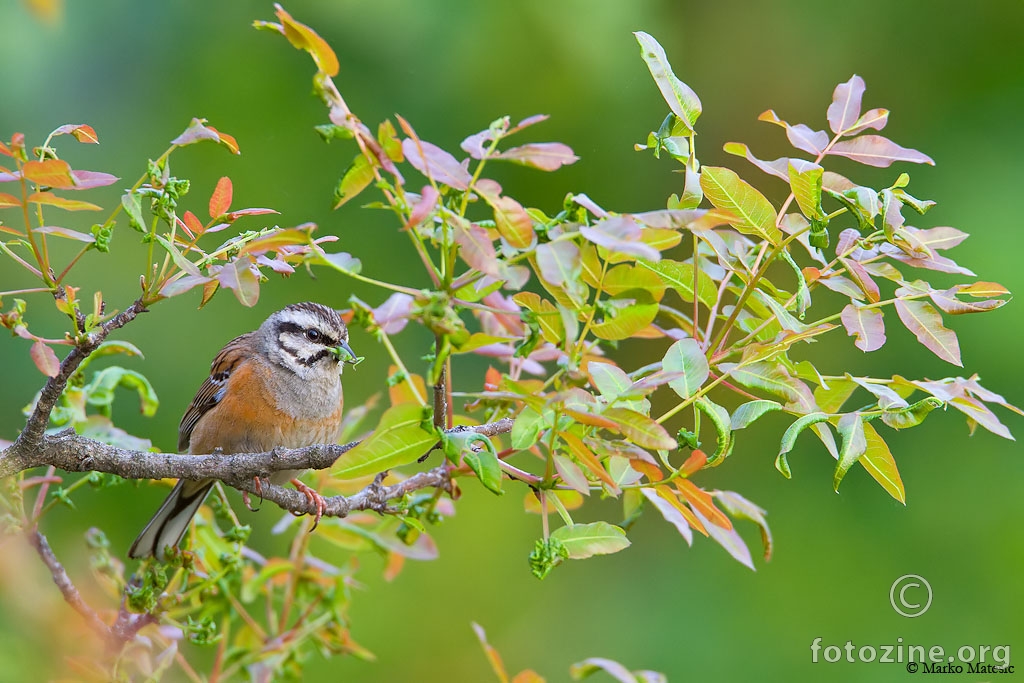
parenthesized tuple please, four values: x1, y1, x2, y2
(331, 340, 361, 366)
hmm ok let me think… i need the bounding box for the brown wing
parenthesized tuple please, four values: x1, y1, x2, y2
(178, 333, 254, 452)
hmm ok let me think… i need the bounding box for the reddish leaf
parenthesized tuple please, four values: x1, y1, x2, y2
(30, 340, 60, 377)
(34, 226, 95, 243)
(828, 135, 934, 168)
(209, 177, 232, 218)
(181, 210, 203, 238)
(495, 143, 578, 171)
(534, 240, 581, 287)
(22, 159, 76, 188)
(840, 303, 886, 352)
(640, 487, 693, 545)
(67, 170, 119, 190)
(227, 208, 279, 220)
(561, 431, 619, 494)
(0, 192, 22, 208)
(827, 75, 865, 135)
(0, 140, 12, 157)
(490, 195, 534, 249)
(654, 485, 707, 536)
(27, 193, 101, 211)
(52, 124, 99, 144)
(205, 125, 241, 155)
(894, 295, 961, 366)
(675, 478, 732, 530)
(842, 258, 880, 302)
(401, 139, 471, 190)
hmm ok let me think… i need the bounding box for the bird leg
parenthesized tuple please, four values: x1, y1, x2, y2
(242, 477, 265, 512)
(291, 479, 326, 531)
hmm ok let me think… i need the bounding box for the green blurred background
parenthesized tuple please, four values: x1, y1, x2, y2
(1, 1, 1022, 681)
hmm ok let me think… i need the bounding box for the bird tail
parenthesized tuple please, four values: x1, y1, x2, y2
(128, 479, 214, 560)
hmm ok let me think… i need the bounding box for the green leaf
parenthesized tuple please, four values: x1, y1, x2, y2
(833, 413, 867, 492)
(638, 259, 716, 307)
(695, 397, 732, 465)
(333, 154, 374, 208)
(787, 159, 823, 220)
(730, 400, 783, 430)
(121, 191, 145, 232)
(662, 338, 708, 400)
(587, 362, 632, 398)
(776, 412, 831, 478)
(464, 445, 503, 495)
(571, 657, 641, 683)
(590, 300, 659, 341)
(720, 361, 811, 408)
(633, 32, 702, 131)
(333, 404, 436, 478)
(859, 422, 905, 504)
(603, 407, 676, 450)
(511, 406, 545, 450)
(699, 166, 781, 245)
(85, 367, 159, 417)
(881, 396, 943, 430)
(752, 290, 810, 333)
(551, 521, 630, 559)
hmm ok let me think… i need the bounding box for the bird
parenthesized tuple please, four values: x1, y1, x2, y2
(128, 302, 356, 560)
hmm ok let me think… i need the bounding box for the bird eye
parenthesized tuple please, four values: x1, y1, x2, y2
(305, 328, 321, 342)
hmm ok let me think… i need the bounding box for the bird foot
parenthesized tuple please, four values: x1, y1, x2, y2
(291, 479, 326, 531)
(242, 477, 265, 512)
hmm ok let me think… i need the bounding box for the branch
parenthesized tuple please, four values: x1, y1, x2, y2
(1, 419, 514, 518)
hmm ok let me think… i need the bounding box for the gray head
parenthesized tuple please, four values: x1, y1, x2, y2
(258, 302, 354, 379)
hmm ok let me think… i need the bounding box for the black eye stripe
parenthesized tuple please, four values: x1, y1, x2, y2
(277, 321, 338, 347)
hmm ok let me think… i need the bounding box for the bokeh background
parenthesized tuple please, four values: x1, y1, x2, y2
(1, 1, 1021, 681)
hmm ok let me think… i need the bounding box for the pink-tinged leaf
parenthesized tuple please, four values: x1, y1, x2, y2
(30, 341, 60, 377)
(402, 139, 471, 190)
(239, 226, 316, 257)
(758, 110, 829, 155)
(255, 254, 295, 274)
(845, 108, 889, 135)
(22, 159, 76, 188)
(227, 208, 279, 220)
(827, 75, 865, 135)
(404, 186, 439, 231)
(27, 193, 101, 211)
(317, 250, 362, 275)
(690, 505, 754, 570)
(67, 170, 119, 190)
(640, 485, 693, 545)
(52, 123, 99, 144)
(842, 258, 880, 302)
(723, 142, 789, 180)
(571, 193, 609, 218)
(888, 247, 976, 277)
(580, 216, 661, 262)
(930, 287, 1007, 315)
(490, 195, 534, 249)
(209, 176, 232, 218)
(0, 192, 22, 208)
(535, 240, 581, 287)
(828, 135, 934, 168)
(949, 396, 1014, 440)
(217, 258, 260, 307)
(0, 141, 11, 158)
(713, 490, 773, 561)
(34, 226, 95, 243)
(841, 303, 886, 352)
(372, 292, 414, 334)
(894, 295, 961, 366)
(510, 113, 550, 133)
(903, 225, 968, 253)
(630, 208, 706, 229)
(822, 171, 856, 193)
(471, 622, 509, 682)
(570, 658, 641, 683)
(495, 143, 578, 171)
(171, 118, 221, 147)
(860, 422, 906, 504)
(961, 375, 1024, 418)
(159, 273, 213, 298)
(452, 218, 499, 276)
(459, 128, 495, 160)
(0, 168, 20, 182)
(634, 31, 702, 130)
(554, 454, 591, 497)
